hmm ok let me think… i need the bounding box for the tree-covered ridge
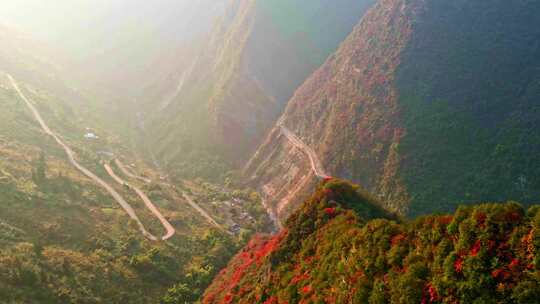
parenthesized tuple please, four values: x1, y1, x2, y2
(203, 179, 540, 303)
(396, 0, 540, 216)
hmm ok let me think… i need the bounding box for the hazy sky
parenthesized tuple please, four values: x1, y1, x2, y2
(1, 0, 223, 59)
(2, 0, 123, 40)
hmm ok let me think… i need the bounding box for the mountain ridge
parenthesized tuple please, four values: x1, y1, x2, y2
(246, 0, 540, 220)
(142, 0, 376, 179)
(202, 179, 540, 303)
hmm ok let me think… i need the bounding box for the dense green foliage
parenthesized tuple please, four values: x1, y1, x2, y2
(203, 179, 540, 303)
(0, 231, 237, 304)
(397, 0, 540, 216)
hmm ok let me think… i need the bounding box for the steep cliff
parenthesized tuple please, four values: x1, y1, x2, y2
(144, 0, 375, 178)
(246, 0, 540, 219)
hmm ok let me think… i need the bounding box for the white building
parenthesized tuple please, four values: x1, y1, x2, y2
(84, 133, 99, 140)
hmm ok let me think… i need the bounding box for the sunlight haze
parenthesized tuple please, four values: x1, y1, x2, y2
(1, 1, 539, 302)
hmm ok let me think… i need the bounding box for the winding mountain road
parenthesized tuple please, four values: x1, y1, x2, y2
(279, 125, 331, 179)
(104, 163, 175, 240)
(7, 74, 158, 241)
(135, 110, 228, 234)
(181, 192, 230, 234)
(115, 159, 152, 183)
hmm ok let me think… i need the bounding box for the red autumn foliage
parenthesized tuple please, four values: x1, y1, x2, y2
(454, 256, 464, 273)
(324, 207, 337, 216)
(301, 285, 313, 294)
(222, 293, 233, 304)
(470, 240, 482, 257)
(291, 272, 310, 284)
(325, 295, 337, 304)
(428, 284, 439, 302)
(492, 268, 511, 280)
(263, 296, 278, 304)
(254, 231, 287, 265)
(205, 295, 215, 304)
(438, 215, 453, 225)
(203, 232, 287, 304)
(421, 282, 439, 304)
(349, 270, 365, 284)
(509, 258, 520, 270)
(304, 256, 315, 264)
(202, 180, 537, 304)
(522, 230, 535, 258)
(391, 233, 406, 246)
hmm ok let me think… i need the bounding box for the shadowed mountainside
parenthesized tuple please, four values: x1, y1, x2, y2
(246, 0, 540, 220)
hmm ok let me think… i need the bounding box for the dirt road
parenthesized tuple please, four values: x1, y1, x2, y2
(280, 125, 330, 179)
(115, 159, 152, 183)
(7, 74, 157, 241)
(104, 163, 175, 240)
(181, 192, 230, 234)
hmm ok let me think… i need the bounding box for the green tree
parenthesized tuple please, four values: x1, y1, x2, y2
(32, 151, 47, 185)
(161, 283, 197, 304)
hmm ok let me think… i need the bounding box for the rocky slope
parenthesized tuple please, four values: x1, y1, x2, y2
(246, 0, 540, 220)
(202, 179, 540, 303)
(144, 0, 375, 176)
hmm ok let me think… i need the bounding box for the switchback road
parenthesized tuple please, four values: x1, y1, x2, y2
(7, 74, 157, 241)
(115, 159, 152, 183)
(104, 163, 175, 240)
(279, 125, 330, 179)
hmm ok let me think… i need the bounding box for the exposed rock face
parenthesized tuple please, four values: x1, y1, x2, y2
(247, 0, 540, 220)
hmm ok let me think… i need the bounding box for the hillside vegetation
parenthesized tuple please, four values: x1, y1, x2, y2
(0, 73, 259, 303)
(203, 179, 540, 304)
(246, 0, 540, 220)
(142, 0, 374, 179)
